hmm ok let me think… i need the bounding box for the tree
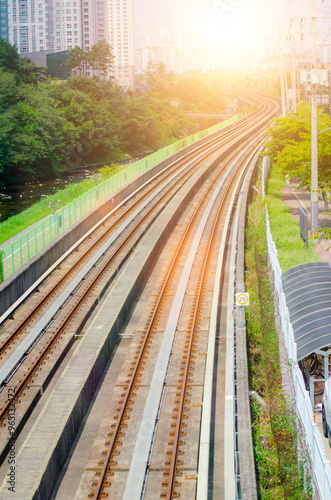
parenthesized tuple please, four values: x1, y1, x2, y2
(0, 39, 47, 84)
(264, 103, 331, 195)
(66, 46, 87, 76)
(0, 83, 77, 184)
(145, 62, 174, 98)
(88, 40, 114, 80)
(49, 77, 123, 163)
(0, 69, 18, 112)
(0, 39, 21, 74)
(171, 71, 225, 113)
(19, 57, 47, 85)
(120, 93, 192, 154)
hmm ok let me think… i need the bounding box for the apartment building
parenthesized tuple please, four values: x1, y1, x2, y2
(51, 1, 83, 53)
(134, 28, 211, 74)
(0, 0, 135, 89)
(82, 0, 108, 52)
(108, 0, 134, 89)
(0, 0, 9, 43)
(4, 0, 49, 53)
(135, 44, 176, 73)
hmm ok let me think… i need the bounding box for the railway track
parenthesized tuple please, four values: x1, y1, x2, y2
(0, 90, 280, 499)
(87, 129, 269, 500)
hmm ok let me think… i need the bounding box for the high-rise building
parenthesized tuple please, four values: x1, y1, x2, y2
(50, 0, 83, 53)
(0, 0, 135, 89)
(6, 0, 49, 53)
(81, 0, 108, 53)
(1, 0, 82, 54)
(135, 45, 176, 73)
(108, 0, 135, 90)
(0, 0, 9, 43)
(134, 28, 212, 74)
(134, 30, 153, 49)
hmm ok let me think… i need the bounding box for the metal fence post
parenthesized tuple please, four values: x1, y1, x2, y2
(11, 242, 14, 274)
(34, 225, 38, 254)
(26, 231, 30, 261)
(42, 220, 45, 248)
(0, 250, 4, 283)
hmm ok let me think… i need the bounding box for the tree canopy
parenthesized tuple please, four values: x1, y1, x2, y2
(0, 38, 47, 84)
(0, 44, 198, 186)
(66, 41, 114, 80)
(143, 63, 226, 113)
(0, 42, 232, 187)
(264, 103, 331, 190)
(66, 46, 86, 76)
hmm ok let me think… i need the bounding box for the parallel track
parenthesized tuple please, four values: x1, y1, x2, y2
(88, 94, 279, 499)
(0, 91, 280, 498)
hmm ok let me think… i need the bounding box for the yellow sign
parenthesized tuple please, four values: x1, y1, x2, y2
(236, 292, 249, 307)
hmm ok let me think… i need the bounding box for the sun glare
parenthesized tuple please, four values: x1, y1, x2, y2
(191, 0, 272, 58)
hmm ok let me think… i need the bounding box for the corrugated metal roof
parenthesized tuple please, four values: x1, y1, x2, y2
(282, 262, 331, 360)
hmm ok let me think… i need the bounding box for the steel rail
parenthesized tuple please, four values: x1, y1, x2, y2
(164, 133, 268, 499)
(0, 98, 268, 356)
(0, 134, 239, 421)
(0, 96, 273, 373)
(0, 101, 272, 428)
(0, 141, 219, 355)
(91, 96, 278, 499)
(90, 129, 246, 500)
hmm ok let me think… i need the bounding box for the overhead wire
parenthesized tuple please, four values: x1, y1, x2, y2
(285, 0, 330, 54)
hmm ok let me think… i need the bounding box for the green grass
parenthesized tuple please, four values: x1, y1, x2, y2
(0, 116, 241, 248)
(0, 163, 125, 246)
(245, 171, 312, 499)
(266, 168, 320, 272)
(0, 177, 101, 245)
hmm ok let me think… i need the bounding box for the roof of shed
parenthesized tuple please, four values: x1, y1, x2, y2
(282, 262, 331, 360)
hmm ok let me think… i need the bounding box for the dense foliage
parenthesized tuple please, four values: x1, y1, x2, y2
(2, 42, 223, 187)
(143, 62, 226, 112)
(66, 40, 114, 79)
(264, 103, 331, 192)
(266, 168, 319, 270)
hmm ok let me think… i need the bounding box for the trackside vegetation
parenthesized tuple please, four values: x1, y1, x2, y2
(264, 103, 331, 203)
(245, 172, 313, 499)
(0, 163, 122, 245)
(266, 165, 320, 271)
(0, 39, 230, 188)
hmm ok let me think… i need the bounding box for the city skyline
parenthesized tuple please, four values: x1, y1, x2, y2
(133, 0, 331, 59)
(0, 0, 330, 85)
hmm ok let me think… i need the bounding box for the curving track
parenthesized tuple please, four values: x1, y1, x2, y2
(0, 90, 280, 499)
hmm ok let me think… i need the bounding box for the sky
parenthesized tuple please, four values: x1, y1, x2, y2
(133, 0, 331, 59)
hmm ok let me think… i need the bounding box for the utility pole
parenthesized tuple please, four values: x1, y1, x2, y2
(291, 48, 297, 113)
(311, 0, 318, 233)
(279, 18, 286, 117)
(297, 68, 301, 104)
(285, 65, 290, 112)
